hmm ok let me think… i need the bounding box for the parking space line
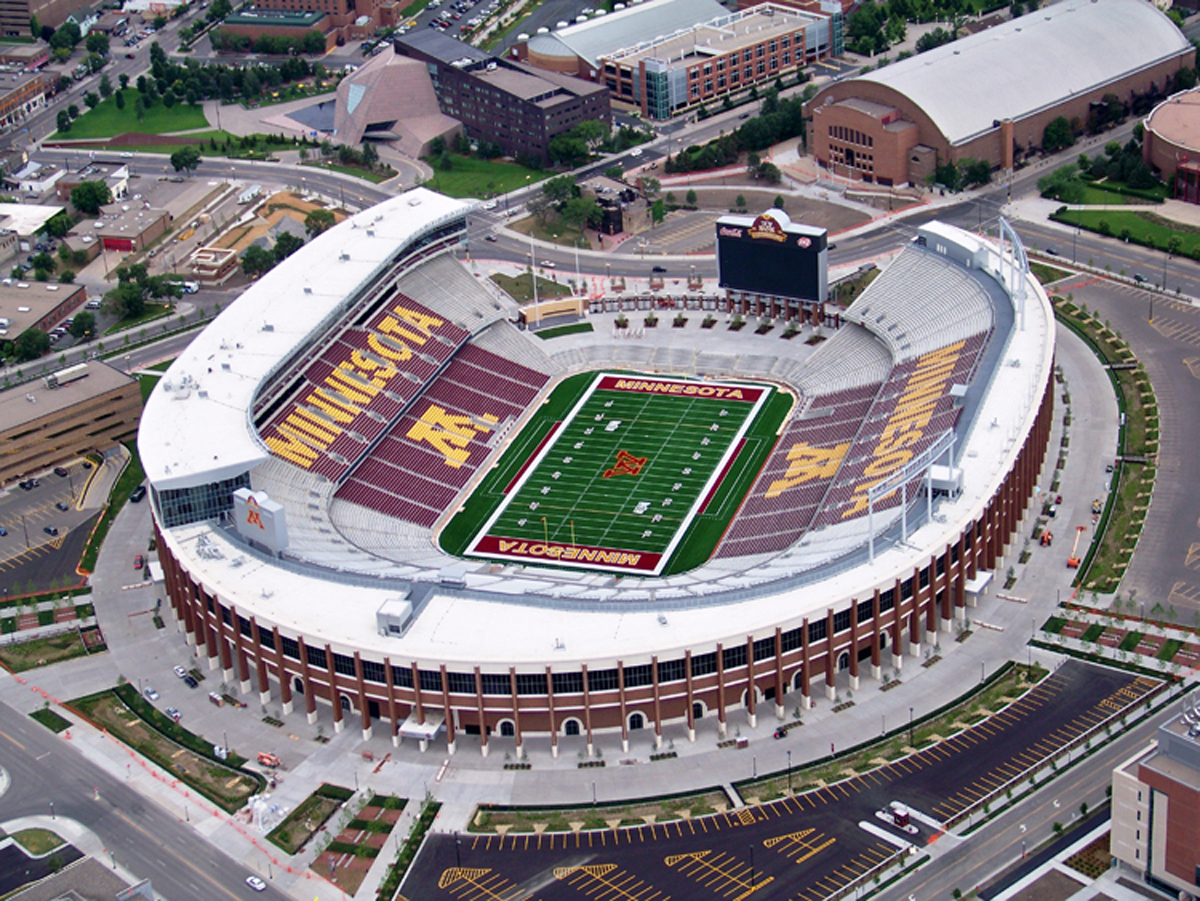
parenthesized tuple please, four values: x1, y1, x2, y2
(666, 849, 773, 900)
(554, 863, 667, 901)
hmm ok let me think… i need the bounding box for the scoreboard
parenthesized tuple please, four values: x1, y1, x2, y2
(716, 209, 828, 302)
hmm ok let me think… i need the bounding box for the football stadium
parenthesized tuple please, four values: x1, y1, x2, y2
(142, 189, 1055, 754)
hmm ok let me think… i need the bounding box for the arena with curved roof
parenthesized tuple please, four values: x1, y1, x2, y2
(805, 0, 1191, 186)
(142, 190, 1055, 756)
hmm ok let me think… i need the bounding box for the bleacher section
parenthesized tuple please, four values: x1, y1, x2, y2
(395, 254, 513, 330)
(334, 337, 552, 527)
(257, 291, 471, 481)
(716, 244, 997, 561)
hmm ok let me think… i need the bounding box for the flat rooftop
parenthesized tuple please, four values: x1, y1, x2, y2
(225, 9, 326, 25)
(612, 3, 824, 65)
(0, 202, 64, 236)
(0, 281, 82, 336)
(1147, 88, 1200, 155)
(475, 65, 573, 103)
(0, 360, 134, 432)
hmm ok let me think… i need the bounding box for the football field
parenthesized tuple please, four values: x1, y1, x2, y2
(462, 373, 773, 575)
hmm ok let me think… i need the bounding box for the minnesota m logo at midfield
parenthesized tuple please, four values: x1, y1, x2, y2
(604, 450, 648, 479)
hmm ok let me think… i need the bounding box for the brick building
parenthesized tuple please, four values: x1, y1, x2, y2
(805, 0, 1191, 186)
(217, 9, 337, 51)
(1111, 708, 1200, 897)
(514, 0, 840, 120)
(1143, 88, 1200, 203)
(0, 72, 49, 129)
(397, 30, 610, 163)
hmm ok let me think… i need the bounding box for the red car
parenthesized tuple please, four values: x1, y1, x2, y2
(134, 554, 145, 569)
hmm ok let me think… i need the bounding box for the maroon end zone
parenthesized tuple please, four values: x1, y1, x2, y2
(471, 536, 662, 573)
(596, 376, 767, 403)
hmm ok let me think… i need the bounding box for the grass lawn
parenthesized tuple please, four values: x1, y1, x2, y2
(59, 90, 209, 139)
(490, 272, 572, 304)
(1029, 262, 1070, 285)
(1051, 209, 1200, 263)
(11, 829, 64, 855)
(267, 785, 349, 854)
(104, 303, 172, 337)
(424, 154, 550, 199)
(0, 631, 92, 673)
(507, 215, 589, 249)
(535, 322, 594, 340)
(70, 687, 261, 812)
(30, 708, 72, 733)
(302, 160, 395, 184)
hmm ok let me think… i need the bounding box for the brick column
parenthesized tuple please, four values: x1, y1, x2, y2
(871, 590, 882, 680)
(546, 667, 558, 759)
(354, 652, 370, 740)
(325, 644, 343, 734)
(508, 668, 522, 756)
(800, 619, 812, 710)
(440, 665, 455, 755)
(848, 601, 860, 691)
(296, 636, 317, 723)
(474, 667, 488, 758)
(272, 627, 292, 715)
(745, 635, 757, 728)
(715, 644, 727, 738)
(824, 608, 836, 701)
(773, 627, 785, 719)
(684, 650, 697, 742)
(618, 661, 630, 753)
(384, 656, 399, 747)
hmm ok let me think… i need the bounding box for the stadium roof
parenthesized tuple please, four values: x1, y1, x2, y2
(524, 0, 727, 66)
(139, 189, 471, 492)
(854, 0, 1190, 146)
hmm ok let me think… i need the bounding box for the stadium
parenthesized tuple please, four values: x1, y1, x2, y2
(141, 189, 1055, 756)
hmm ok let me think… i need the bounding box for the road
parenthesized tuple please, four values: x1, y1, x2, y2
(0, 703, 290, 901)
(877, 691, 1177, 901)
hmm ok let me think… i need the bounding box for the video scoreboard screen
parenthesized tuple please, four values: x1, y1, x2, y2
(716, 209, 828, 302)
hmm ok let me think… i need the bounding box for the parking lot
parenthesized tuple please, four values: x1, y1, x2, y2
(0, 459, 101, 595)
(400, 662, 1158, 901)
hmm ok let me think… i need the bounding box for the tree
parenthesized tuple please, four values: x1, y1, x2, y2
(49, 21, 81, 50)
(241, 244, 276, 277)
(429, 135, 446, 157)
(685, 189, 697, 206)
(58, 269, 75, 284)
(67, 104, 79, 120)
(84, 92, 100, 110)
(560, 196, 602, 229)
(56, 109, 71, 133)
(548, 132, 588, 166)
(41, 211, 72, 239)
(774, 194, 785, 208)
(153, 15, 168, 29)
(604, 164, 624, 180)
(31, 252, 55, 273)
(99, 74, 113, 99)
(70, 181, 112, 215)
(735, 194, 747, 210)
(1042, 116, 1074, 153)
(68, 311, 95, 339)
(119, 73, 129, 90)
(115, 90, 125, 111)
(13, 329, 50, 362)
(1037, 163, 1085, 204)
(641, 176, 661, 200)
(273, 232, 305, 262)
(29, 14, 38, 37)
(305, 209, 336, 238)
(959, 158, 991, 188)
(170, 145, 202, 175)
(542, 175, 579, 207)
(758, 162, 781, 184)
(85, 31, 109, 55)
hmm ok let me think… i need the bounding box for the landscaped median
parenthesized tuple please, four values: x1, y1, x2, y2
(377, 798, 439, 901)
(266, 783, 353, 855)
(67, 683, 264, 813)
(1050, 295, 1158, 593)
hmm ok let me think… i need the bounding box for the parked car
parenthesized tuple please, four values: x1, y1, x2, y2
(173, 665, 187, 679)
(134, 554, 145, 569)
(130, 485, 147, 503)
(54, 466, 69, 477)
(55, 501, 69, 511)
(43, 526, 59, 536)
(184, 675, 199, 689)
(143, 686, 159, 701)
(81, 461, 93, 470)
(0, 527, 7, 536)
(165, 706, 182, 722)
(652, 265, 667, 273)
(246, 876, 267, 892)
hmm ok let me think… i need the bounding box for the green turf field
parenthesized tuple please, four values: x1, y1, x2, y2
(439, 372, 790, 576)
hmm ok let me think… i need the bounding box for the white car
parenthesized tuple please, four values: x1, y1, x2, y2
(120, 152, 133, 158)
(245, 876, 266, 892)
(143, 686, 159, 701)
(173, 665, 187, 679)
(630, 148, 643, 157)
(482, 200, 497, 210)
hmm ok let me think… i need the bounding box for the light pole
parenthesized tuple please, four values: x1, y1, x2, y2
(1072, 222, 1078, 264)
(49, 801, 54, 820)
(908, 706, 914, 747)
(455, 833, 461, 868)
(749, 844, 755, 888)
(786, 749, 792, 794)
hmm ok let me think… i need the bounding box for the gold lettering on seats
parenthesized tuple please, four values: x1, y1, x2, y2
(764, 442, 850, 498)
(405, 404, 493, 468)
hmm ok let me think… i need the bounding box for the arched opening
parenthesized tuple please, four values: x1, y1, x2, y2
(293, 676, 304, 695)
(764, 686, 776, 702)
(563, 718, 582, 736)
(498, 720, 516, 737)
(837, 652, 850, 672)
(629, 712, 645, 731)
(692, 701, 706, 721)
(881, 632, 889, 650)
(340, 695, 352, 712)
(792, 670, 805, 692)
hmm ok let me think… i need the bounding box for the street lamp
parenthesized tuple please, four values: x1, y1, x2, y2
(908, 706, 914, 747)
(786, 749, 792, 794)
(49, 801, 54, 820)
